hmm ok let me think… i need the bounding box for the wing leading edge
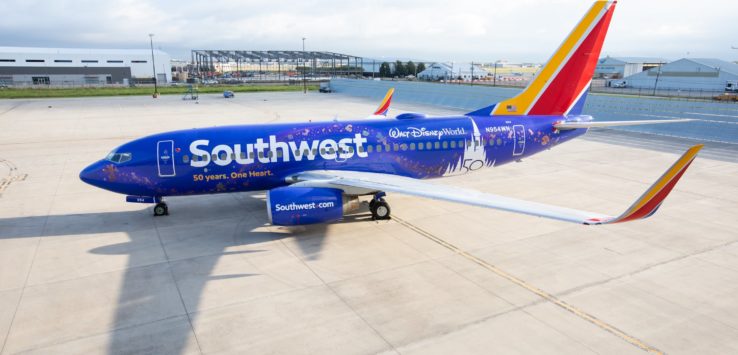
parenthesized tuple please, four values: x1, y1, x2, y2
(290, 145, 703, 225)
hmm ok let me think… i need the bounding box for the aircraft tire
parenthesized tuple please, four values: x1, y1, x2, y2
(372, 200, 391, 220)
(154, 202, 168, 216)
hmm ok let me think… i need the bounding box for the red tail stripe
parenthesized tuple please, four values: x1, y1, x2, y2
(529, 3, 615, 115)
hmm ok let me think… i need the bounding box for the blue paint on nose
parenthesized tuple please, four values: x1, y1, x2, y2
(79, 160, 104, 188)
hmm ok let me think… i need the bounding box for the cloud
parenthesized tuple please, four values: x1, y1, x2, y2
(0, 0, 734, 62)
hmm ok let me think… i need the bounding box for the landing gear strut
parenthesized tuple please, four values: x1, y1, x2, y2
(154, 202, 168, 216)
(370, 192, 391, 220)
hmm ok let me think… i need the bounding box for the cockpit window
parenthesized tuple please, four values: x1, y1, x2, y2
(106, 152, 132, 164)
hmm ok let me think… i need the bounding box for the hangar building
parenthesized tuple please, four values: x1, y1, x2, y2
(623, 58, 738, 91)
(0, 47, 171, 86)
(417, 63, 488, 81)
(594, 56, 666, 79)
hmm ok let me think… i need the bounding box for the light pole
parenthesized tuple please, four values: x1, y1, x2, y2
(149, 33, 159, 97)
(652, 62, 662, 96)
(302, 37, 307, 94)
(493, 61, 498, 87)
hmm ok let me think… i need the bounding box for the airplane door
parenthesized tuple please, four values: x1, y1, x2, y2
(157, 140, 176, 177)
(513, 125, 525, 156)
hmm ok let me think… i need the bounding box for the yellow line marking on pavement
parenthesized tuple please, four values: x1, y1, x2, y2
(393, 216, 663, 354)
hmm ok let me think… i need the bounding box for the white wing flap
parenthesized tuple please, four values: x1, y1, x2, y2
(292, 170, 610, 224)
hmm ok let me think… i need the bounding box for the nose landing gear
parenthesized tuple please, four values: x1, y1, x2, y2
(154, 202, 168, 216)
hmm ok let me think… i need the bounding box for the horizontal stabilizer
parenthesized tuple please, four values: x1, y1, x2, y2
(555, 119, 694, 130)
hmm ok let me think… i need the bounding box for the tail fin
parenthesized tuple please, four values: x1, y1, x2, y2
(490, 1, 616, 116)
(373, 88, 395, 116)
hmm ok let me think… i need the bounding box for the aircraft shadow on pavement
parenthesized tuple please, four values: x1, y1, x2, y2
(0, 192, 375, 354)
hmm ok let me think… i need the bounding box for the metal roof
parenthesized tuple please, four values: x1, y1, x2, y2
(191, 50, 361, 62)
(0, 46, 167, 56)
(599, 56, 668, 64)
(684, 58, 738, 76)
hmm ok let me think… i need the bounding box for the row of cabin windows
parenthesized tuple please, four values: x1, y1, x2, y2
(179, 138, 504, 163)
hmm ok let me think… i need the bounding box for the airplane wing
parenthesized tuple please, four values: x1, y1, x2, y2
(554, 119, 694, 130)
(289, 145, 703, 225)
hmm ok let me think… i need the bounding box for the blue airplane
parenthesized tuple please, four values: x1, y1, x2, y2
(80, 0, 700, 226)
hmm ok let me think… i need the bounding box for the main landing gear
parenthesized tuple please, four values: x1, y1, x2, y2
(154, 202, 168, 216)
(369, 192, 391, 220)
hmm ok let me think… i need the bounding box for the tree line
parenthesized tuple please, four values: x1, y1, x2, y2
(378, 61, 426, 77)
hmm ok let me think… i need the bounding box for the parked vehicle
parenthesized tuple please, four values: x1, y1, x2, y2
(726, 81, 738, 93)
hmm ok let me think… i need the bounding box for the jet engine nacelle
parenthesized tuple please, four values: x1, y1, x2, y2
(267, 187, 360, 226)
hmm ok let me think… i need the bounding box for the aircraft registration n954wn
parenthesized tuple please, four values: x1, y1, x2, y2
(80, 0, 700, 226)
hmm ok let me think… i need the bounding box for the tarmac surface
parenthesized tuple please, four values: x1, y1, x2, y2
(1, 92, 737, 354)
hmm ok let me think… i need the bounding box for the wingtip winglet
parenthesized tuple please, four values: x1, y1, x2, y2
(373, 88, 395, 116)
(590, 144, 703, 225)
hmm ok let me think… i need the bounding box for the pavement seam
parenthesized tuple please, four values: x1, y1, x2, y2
(555, 235, 738, 300)
(0, 159, 64, 355)
(277, 237, 400, 354)
(393, 215, 665, 355)
(152, 219, 205, 355)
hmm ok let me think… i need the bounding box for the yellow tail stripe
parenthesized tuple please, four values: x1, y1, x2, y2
(620, 144, 703, 218)
(492, 1, 608, 115)
(374, 88, 394, 114)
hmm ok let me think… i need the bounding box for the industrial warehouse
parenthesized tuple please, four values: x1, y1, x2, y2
(0, 47, 171, 86)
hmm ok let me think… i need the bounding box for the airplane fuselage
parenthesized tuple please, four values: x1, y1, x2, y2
(80, 114, 588, 198)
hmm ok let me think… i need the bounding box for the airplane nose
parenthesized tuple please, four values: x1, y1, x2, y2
(79, 160, 103, 187)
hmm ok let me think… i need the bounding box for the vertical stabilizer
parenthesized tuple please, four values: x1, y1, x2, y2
(489, 1, 616, 116)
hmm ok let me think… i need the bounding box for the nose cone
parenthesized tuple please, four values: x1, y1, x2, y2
(79, 160, 105, 188)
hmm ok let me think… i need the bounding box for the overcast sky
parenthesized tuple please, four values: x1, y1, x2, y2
(0, 0, 735, 62)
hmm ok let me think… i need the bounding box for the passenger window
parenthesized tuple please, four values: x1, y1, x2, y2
(417, 143, 423, 151)
(367, 145, 374, 153)
(400, 144, 407, 151)
(240, 152, 246, 159)
(294, 150, 301, 156)
(312, 149, 318, 155)
(249, 152, 255, 159)
(410, 143, 416, 151)
(182, 155, 190, 163)
(376, 145, 382, 153)
(458, 140, 463, 148)
(268, 151, 273, 158)
(212, 153, 218, 161)
(442, 141, 448, 149)
(258, 151, 264, 159)
(426, 142, 432, 150)
(393, 144, 399, 152)
(450, 141, 456, 148)
(320, 148, 326, 155)
(202, 154, 208, 161)
(219, 152, 227, 160)
(348, 146, 354, 153)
